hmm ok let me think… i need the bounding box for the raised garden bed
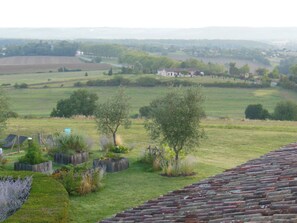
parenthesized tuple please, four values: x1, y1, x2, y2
(14, 161, 52, 173)
(54, 152, 89, 165)
(93, 157, 129, 173)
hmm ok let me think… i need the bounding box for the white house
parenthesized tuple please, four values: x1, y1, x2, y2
(157, 68, 204, 77)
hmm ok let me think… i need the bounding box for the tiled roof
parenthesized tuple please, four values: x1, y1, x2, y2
(101, 143, 297, 222)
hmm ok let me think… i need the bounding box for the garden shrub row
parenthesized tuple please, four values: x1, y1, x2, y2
(0, 171, 69, 223)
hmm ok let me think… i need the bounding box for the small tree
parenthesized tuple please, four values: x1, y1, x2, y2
(145, 88, 205, 162)
(245, 104, 270, 120)
(51, 89, 98, 117)
(95, 89, 131, 146)
(273, 101, 297, 121)
(108, 68, 113, 76)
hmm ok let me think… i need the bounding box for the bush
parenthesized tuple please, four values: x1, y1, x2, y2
(52, 166, 104, 196)
(0, 156, 8, 169)
(139, 105, 152, 118)
(14, 83, 28, 89)
(273, 101, 297, 121)
(54, 133, 89, 155)
(161, 156, 197, 177)
(0, 176, 32, 222)
(245, 104, 270, 120)
(18, 142, 47, 165)
(109, 145, 129, 154)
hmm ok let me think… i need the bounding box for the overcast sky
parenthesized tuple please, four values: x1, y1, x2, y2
(1, 0, 296, 28)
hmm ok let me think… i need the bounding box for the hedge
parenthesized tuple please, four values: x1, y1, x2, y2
(0, 171, 69, 223)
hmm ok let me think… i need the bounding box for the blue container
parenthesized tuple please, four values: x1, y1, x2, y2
(64, 128, 71, 135)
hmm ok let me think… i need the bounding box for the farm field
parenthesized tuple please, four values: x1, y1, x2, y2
(0, 56, 111, 74)
(3, 118, 297, 222)
(5, 86, 297, 118)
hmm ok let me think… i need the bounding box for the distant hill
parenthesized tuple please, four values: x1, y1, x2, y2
(1, 27, 297, 41)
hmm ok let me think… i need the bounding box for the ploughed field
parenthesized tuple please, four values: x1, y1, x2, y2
(0, 56, 110, 74)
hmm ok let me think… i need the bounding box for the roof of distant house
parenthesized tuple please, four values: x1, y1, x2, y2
(101, 143, 297, 222)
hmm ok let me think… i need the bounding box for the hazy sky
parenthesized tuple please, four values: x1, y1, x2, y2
(1, 0, 296, 28)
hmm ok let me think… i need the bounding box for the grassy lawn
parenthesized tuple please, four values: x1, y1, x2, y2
(5, 86, 297, 118)
(2, 118, 297, 222)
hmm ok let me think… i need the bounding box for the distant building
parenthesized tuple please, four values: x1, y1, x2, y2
(157, 68, 204, 77)
(75, 50, 84, 56)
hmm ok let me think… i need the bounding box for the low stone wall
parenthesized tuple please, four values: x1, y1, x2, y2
(93, 158, 129, 173)
(54, 152, 89, 165)
(14, 161, 52, 173)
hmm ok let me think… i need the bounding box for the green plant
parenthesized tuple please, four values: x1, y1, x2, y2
(0, 156, 8, 169)
(109, 145, 129, 154)
(54, 133, 89, 155)
(53, 166, 104, 196)
(18, 142, 46, 165)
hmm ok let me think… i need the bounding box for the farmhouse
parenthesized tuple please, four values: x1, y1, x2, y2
(157, 68, 204, 77)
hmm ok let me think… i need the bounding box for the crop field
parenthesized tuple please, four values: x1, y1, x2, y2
(0, 56, 111, 74)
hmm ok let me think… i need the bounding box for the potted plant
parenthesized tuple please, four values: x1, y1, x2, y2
(53, 133, 89, 165)
(14, 140, 52, 173)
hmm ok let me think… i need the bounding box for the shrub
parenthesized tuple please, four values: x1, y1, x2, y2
(54, 133, 89, 155)
(161, 156, 197, 177)
(0, 176, 32, 222)
(18, 142, 47, 165)
(109, 145, 129, 154)
(0, 156, 8, 169)
(273, 101, 297, 121)
(245, 104, 270, 120)
(53, 166, 104, 196)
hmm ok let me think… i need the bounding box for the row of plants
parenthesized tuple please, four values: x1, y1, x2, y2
(74, 76, 268, 89)
(0, 171, 69, 223)
(0, 176, 32, 222)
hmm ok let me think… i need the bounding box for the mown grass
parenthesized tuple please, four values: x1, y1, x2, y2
(5, 86, 297, 118)
(0, 171, 69, 223)
(2, 118, 297, 222)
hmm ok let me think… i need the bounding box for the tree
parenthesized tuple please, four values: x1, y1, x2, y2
(0, 89, 9, 133)
(139, 105, 152, 118)
(95, 89, 131, 146)
(245, 104, 270, 120)
(273, 101, 297, 121)
(239, 64, 250, 75)
(145, 88, 205, 162)
(256, 68, 269, 76)
(51, 89, 98, 117)
(108, 68, 113, 76)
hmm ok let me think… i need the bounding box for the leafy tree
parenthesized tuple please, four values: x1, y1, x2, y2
(256, 68, 269, 76)
(145, 88, 205, 162)
(245, 104, 270, 120)
(229, 62, 239, 76)
(239, 64, 250, 75)
(273, 101, 297, 121)
(139, 105, 152, 118)
(95, 89, 131, 146)
(51, 89, 98, 117)
(108, 68, 113, 76)
(269, 67, 280, 79)
(0, 89, 9, 133)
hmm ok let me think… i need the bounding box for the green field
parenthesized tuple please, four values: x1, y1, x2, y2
(6, 86, 297, 118)
(2, 70, 297, 222)
(3, 118, 297, 222)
